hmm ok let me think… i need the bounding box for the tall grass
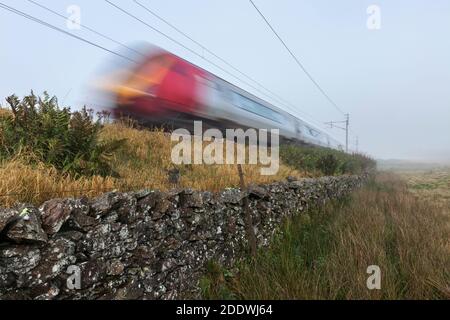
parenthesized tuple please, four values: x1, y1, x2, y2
(101, 121, 303, 192)
(0, 158, 116, 206)
(201, 173, 450, 300)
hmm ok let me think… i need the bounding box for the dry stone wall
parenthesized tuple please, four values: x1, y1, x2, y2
(0, 175, 366, 300)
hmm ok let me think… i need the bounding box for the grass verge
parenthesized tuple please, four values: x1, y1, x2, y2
(200, 173, 450, 300)
(0, 122, 302, 206)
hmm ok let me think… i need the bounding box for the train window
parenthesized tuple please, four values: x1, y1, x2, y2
(305, 127, 322, 139)
(209, 81, 219, 90)
(172, 63, 188, 76)
(231, 92, 284, 123)
(296, 121, 303, 134)
(195, 75, 218, 89)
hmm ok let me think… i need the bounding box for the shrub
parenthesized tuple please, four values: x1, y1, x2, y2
(0, 92, 124, 177)
(316, 153, 339, 176)
(280, 144, 376, 176)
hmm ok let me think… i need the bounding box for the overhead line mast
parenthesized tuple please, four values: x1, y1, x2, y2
(325, 113, 350, 153)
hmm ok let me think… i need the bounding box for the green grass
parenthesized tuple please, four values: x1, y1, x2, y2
(280, 144, 375, 176)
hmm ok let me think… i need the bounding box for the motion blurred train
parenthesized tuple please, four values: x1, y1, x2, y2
(96, 45, 343, 150)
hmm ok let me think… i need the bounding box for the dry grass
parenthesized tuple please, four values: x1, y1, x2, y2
(0, 122, 304, 207)
(102, 122, 304, 190)
(0, 159, 116, 206)
(0, 108, 12, 119)
(201, 173, 450, 300)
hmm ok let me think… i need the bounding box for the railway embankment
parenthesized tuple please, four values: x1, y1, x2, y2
(0, 174, 366, 299)
(0, 92, 375, 207)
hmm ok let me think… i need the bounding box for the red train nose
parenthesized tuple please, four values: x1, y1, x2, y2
(113, 94, 167, 119)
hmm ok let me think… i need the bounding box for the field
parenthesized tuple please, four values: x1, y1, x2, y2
(201, 173, 450, 299)
(398, 168, 450, 208)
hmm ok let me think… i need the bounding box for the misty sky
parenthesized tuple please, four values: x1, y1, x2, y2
(1, 0, 449, 162)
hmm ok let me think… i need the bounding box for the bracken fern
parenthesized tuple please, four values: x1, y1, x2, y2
(0, 91, 124, 177)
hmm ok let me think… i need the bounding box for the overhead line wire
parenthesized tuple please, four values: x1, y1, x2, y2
(27, 0, 146, 57)
(0, 2, 138, 63)
(248, 0, 346, 116)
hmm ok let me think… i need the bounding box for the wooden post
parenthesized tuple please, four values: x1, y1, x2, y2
(237, 164, 257, 256)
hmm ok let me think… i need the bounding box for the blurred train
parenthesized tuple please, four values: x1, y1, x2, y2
(96, 46, 343, 150)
